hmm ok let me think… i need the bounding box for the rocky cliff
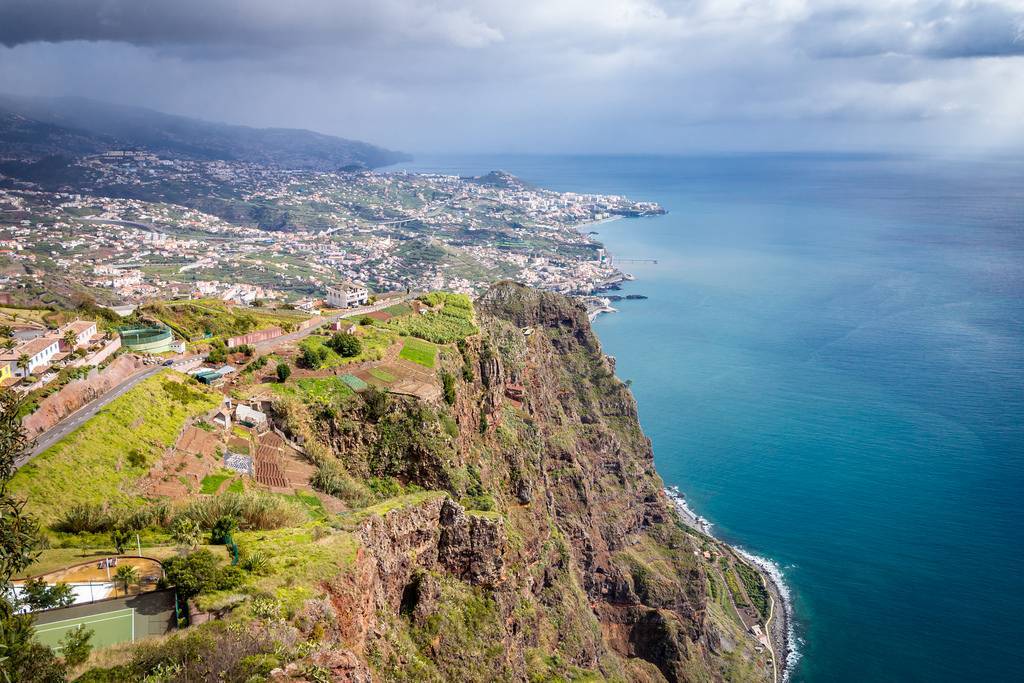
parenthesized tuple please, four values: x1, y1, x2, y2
(275, 282, 773, 682)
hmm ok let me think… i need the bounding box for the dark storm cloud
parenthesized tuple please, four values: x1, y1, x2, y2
(0, 0, 503, 50)
(0, 1, 1021, 152)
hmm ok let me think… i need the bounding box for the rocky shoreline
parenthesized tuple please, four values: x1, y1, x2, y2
(665, 487, 794, 682)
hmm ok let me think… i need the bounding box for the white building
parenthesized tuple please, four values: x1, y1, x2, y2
(326, 281, 368, 308)
(1, 336, 61, 377)
(59, 320, 98, 350)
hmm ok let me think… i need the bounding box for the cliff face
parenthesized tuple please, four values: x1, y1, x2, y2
(299, 282, 771, 682)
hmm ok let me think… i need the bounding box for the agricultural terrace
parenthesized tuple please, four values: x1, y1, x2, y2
(142, 299, 311, 342)
(382, 292, 477, 344)
(9, 371, 219, 523)
(399, 337, 438, 368)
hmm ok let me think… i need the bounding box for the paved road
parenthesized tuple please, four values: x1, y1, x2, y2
(18, 366, 163, 467)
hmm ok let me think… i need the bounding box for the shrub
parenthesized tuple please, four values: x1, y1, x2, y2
(170, 517, 202, 549)
(326, 332, 361, 358)
(463, 494, 495, 512)
(276, 362, 291, 383)
(174, 492, 304, 531)
(206, 339, 227, 364)
(210, 515, 238, 545)
(298, 345, 329, 369)
(53, 503, 110, 534)
(440, 370, 456, 405)
(240, 551, 269, 575)
(111, 526, 132, 554)
(126, 449, 146, 468)
(163, 550, 243, 599)
(59, 625, 94, 667)
(361, 386, 389, 422)
(311, 460, 372, 507)
(21, 577, 75, 611)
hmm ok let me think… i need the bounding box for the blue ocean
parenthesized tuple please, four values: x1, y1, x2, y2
(396, 154, 1024, 682)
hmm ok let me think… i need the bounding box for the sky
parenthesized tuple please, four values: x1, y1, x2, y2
(0, 0, 1022, 154)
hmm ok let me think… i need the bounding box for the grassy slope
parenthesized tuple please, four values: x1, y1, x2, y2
(10, 371, 219, 523)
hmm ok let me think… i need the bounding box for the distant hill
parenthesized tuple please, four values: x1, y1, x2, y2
(0, 94, 410, 169)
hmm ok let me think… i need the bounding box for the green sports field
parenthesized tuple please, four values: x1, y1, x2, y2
(34, 607, 134, 651)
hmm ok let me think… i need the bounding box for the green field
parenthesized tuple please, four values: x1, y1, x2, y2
(10, 372, 220, 523)
(271, 376, 356, 404)
(399, 337, 437, 368)
(200, 472, 232, 494)
(297, 327, 394, 369)
(368, 367, 396, 383)
(35, 608, 134, 652)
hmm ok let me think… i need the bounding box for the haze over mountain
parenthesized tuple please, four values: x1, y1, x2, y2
(0, 94, 408, 169)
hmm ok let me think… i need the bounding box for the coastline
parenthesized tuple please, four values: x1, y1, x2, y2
(665, 486, 795, 682)
(583, 206, 794, 680)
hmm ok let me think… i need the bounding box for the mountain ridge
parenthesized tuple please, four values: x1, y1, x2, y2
(0, 94, 410, 169)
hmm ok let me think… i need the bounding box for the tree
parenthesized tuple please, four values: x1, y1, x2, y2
(0, 326, 12, 339)
(163, 549, 243, 599)
(0, 338, 14, 353)
(62, 329, 78, 350)
(362, 385, 389, 422)
(20, 578, 75, 611)
(15, 354, 30, 376)
(113, 564, 139, 596)
(111, 526, 132, 554)
(276, 362, 291, 383)
(48, 583, 75, 609)
(298, 344, 328, 369)
(170, 517, 202, 550)
(58, 624, 93, 668)
(326, 332, 361, 358)
(0, 389, 65, 682)
(206, 339, 227, 364)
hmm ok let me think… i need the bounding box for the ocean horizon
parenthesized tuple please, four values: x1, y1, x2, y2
(396, 153, 1024, 682)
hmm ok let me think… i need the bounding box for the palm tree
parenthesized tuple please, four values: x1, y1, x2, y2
(113, 564, 139, 597)
(63, 329, 78, 350)
(0, 325, 12, 338)
(16, 353, 30, 377)
(1, 337, 15, 352)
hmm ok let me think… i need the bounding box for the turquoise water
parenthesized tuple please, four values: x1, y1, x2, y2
(395, 154, 1024, 682)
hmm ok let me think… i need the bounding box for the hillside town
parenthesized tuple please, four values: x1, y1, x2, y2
(0, 154, 663, 311)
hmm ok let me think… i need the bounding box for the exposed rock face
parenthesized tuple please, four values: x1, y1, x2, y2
(312, 282, 770, 682)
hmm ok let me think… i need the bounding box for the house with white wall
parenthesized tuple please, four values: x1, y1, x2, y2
(0, 336, 61, 377)
(325, 281, 368, 308)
